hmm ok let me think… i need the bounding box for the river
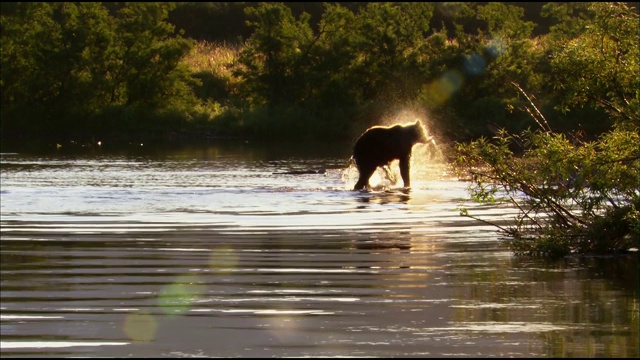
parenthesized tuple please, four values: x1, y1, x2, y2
(1, 141, 637, 357)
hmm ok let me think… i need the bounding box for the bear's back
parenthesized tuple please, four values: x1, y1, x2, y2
(353, 124, 415, 164)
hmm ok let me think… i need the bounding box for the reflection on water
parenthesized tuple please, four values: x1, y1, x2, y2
(1, 143, 638, 358)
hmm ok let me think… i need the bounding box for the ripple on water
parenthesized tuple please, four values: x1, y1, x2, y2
(1, 148, 637, 358)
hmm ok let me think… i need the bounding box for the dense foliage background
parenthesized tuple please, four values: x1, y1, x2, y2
(2, 2, 637, 146)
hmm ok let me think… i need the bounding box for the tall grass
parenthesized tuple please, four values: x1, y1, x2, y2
(178, 41, 246, 139)
(183, 41, 240, 79)
(180, 40, 359, 141)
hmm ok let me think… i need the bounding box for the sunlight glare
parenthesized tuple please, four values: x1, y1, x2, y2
(343, 110, 454, 189)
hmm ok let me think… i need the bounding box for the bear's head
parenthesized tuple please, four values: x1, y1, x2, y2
(410, 120, 430, 144)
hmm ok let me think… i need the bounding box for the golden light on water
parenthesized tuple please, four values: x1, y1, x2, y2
(264, 315, 301, 342)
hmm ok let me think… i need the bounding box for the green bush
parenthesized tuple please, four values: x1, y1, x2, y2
(454, 125, 639, 257)
(1, 2, 197, 142)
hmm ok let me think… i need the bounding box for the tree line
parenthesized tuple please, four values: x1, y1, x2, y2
(1, 2, 636, 145)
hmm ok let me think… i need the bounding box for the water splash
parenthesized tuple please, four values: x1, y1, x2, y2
(342, 114, 453, 189)
(341, 160, 399, 191)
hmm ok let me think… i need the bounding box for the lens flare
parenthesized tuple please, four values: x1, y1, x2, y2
(157, 274, 203, 316)
(464, 53, 486, 75)
(209, 246, 239, 273)
(419, 70, 464, 108)
(486, 37, 507, 58)
(123, 312, 157, 343)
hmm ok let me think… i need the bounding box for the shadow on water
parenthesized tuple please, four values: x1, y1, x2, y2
(1, 142, 638, 358)
(355, 189, 412, 206)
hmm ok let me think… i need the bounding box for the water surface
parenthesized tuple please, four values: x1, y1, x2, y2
(1, 142, 637, 357)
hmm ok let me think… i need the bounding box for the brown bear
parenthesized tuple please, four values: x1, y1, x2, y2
(352, 120, 430, 190)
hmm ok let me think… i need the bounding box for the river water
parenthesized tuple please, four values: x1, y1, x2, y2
(0, 142, 637, 358)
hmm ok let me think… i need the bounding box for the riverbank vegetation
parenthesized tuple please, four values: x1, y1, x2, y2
(2, 2, 636, 144)
(1, 2, 638, 256)
(452, 3, 639, 257)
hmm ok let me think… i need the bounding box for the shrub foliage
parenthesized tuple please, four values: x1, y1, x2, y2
(454, 124, 639, 257)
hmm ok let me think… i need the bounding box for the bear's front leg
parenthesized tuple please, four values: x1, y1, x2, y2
(399, 156, 411, 188)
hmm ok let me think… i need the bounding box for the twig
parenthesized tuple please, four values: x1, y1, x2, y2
(511, 82, 552, 133)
